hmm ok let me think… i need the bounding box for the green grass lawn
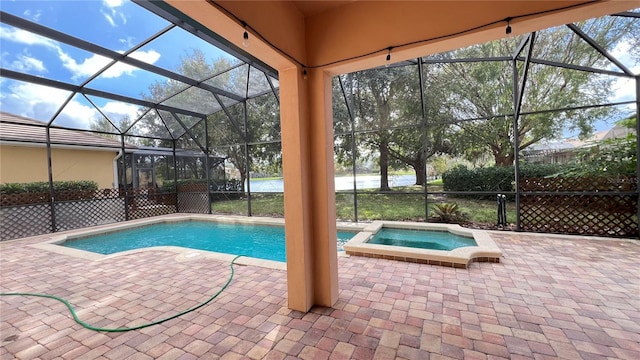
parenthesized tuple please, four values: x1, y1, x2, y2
(211, 191, 516, 225)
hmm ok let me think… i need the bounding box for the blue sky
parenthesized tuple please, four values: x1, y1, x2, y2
(0, 0, 238, 131)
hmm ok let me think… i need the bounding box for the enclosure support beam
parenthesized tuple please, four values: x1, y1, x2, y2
(45, 127, 56, 233)
(338, 75, 359, 222)
(172, 140, 178, 212)
(418, 57, 429, 220)
(636, 75, 640, 236)
(205, 116, 212, 214)
(244, 100, 252, 216)
(513, 32, 536, 231)
(121, 134, 130, 220)
(280, 66, 338, 311)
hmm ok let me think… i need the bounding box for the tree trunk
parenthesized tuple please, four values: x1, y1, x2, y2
(493, 151, 514, 167)
(379, 140, 391, 191)
(239, 172, 246, 193)
(414, 161, 426, 186)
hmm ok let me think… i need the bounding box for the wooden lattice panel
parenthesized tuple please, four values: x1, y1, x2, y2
(0, 187, 181, 240)
(520, 176, 638, 237)
(128, 192, 177, 220)
(0, 204, 52, 240)
(177, 183, 208, 192)
(177, 193, 209, 213)
(520, 176, 637, 191)
(1, 192, 50, 206)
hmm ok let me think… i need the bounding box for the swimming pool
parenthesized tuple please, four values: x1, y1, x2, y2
(62, 221, 357, 262)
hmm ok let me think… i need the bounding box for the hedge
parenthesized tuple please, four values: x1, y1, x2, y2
(0, 180, 98, 195)
(160, 179, 243, 192)
(442, 164, 565, 197)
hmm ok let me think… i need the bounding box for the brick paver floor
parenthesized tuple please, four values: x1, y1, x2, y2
(1, 230, 639, 359)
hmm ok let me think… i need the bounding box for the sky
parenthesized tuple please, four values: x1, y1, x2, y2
(0, 0, 238, 131)
(0, 1, 638, 136)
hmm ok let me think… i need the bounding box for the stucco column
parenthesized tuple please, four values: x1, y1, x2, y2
(280, 66, 338, 311)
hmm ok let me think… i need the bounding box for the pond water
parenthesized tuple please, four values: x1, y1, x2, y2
(248, 174, 417, 192)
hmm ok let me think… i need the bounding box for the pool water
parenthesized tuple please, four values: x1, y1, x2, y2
(62, 221, 356, 262)
(368, 228, 476, 251)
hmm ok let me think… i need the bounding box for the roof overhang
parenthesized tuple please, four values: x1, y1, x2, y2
(165, 0, 639, 74)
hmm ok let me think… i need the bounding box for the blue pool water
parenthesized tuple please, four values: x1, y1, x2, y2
(62, 222, 357, 262)
(368, 228, 476, 251)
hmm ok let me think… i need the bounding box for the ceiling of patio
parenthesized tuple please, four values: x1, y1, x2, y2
(173, 0, 639, 74)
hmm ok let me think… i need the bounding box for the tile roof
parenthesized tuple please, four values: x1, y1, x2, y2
(0, 112, 135, 149)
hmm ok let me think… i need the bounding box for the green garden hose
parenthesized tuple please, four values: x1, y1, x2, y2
(0, 255, 242, 333)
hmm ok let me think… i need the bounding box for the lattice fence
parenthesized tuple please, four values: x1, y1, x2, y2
(176, 183, 209, 214)
(54, 189, 126, 232)
(126, 189, 178, 220)
(0, 203, 52, 240)
(0, 188, 181, 240)
(520, 176, 638, 237)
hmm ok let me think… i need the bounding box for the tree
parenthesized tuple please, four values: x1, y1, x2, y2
(335, 63, 457, 187)
(385, 63, 456, 185)
(338, 66, 422, 190)
(89, 114, 133, 139)
(437, 17, 639, 166)
(135, 49, 279, 191)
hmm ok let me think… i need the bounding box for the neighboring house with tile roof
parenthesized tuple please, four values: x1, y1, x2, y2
(522, 126, 636, 165)
(0, 112, 134, 189)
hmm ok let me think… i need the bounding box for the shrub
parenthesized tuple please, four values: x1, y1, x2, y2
(442, 163, 565, 198)
(430, 202, 469, 223)
(160, 179, 243, 192)
(0, 180, 98, 195)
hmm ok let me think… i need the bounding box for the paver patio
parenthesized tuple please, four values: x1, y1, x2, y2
(1, 229, 639, 359)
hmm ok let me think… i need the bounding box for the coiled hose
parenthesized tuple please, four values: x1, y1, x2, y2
(0, 255, 242, 332)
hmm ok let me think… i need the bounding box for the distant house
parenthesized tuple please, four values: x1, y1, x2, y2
(1, 112, 228, 190)
(0, 112, 131, 188)
(522, 126, 635, 165)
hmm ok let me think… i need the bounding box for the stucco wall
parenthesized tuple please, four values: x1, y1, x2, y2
(0, 145, 118, 188)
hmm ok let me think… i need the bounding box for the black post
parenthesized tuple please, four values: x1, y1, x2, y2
(204, 116, 212, 214)
(417, 57, 429, 221)
(244, 100, 252, 216)
(45, 127, 57, 232)
(120, 134, 130, 220)
(339, 75, 359, 222)
(512, 32, 535, 231)
(173, 139, 178, 212)
(636, 76, 640, 237)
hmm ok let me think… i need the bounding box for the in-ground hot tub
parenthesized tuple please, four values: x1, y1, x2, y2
(343, 221, 501, 268)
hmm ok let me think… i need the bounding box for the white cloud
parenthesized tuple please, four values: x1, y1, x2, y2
(58, 52, 112, 80)
(1, 23, 161, 81)
(102, 12, 116, 27)
(128, 49, 161, 64)
(101, 0, 126, 27)
(0, 25, 58, 49)
(23, 9, 42, 22)
(101, 101, 140, 123)
(9, 54, 46, 73)
(103, 0, 124, 8)
(60, 49, 161, 80)
(610, 67, 639, 102)
(3, 82, 97, 128)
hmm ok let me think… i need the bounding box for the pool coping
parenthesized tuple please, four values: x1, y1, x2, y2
(33, 214, 365, 271)
(31, 214, 501, 269)
(342, 221, 502, 268)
